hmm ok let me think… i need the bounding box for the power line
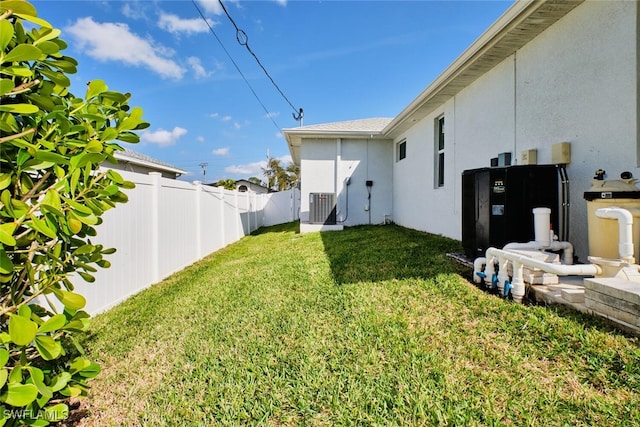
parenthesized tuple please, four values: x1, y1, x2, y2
(216, 0, 302, 123)
(191, 0, 284, 132)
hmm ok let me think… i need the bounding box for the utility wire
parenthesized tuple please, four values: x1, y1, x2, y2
(191, 0, 282, 132)
(216, 0, 303, 122)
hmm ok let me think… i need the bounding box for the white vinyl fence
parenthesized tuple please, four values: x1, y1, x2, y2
(72, 171, 300, 315)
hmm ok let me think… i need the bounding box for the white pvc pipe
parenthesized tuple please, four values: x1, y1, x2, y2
(497, 256, 509, 295)
(533, 207, 551, 247)
(595, 207, 635, 263)
(484, 255, 496, 288)
(472, 257, 486, 284)
(502, 240, 574, 265)
(511, 261, 525, 303)
(486, 247, 601, 277)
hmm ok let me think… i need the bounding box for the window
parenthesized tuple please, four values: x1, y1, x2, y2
(397, 140, 406, 161)
(435, 116, 445, 187)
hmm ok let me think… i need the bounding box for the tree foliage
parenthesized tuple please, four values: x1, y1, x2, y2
(262, 157, 298, 191)
(0, 1, 147, 424)
(246, 176, 262, 186)
(212, 178, 236, 190)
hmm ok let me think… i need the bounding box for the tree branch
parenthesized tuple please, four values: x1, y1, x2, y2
(0, 127, 36, 145)
(8, 79, 41, 96)
(20, 170, 52, 202)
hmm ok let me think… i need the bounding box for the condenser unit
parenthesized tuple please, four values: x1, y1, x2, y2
(309, 193, 336, 224)
(462, 165, 568, 259)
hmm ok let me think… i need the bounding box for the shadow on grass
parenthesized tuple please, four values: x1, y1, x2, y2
(251, 221, 300, 236)
(320, 224, 466, 284)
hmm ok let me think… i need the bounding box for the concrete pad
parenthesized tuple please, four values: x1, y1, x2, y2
(300, 223, 344, 233)
(584, 278, 640, 328)
(561, 288, 585, 303)
(584, 278, 640, 306)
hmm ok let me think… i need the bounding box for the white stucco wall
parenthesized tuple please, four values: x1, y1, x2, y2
(300, 138, 392, 226)
(392, 0, 638, 260)
(392, 99, 459, 239)
(300, 139, 337, 223)
(514, 0, 638, 260)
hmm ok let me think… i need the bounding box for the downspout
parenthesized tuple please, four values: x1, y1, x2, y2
(336, 138, 342, 221)
(513, 52, 517, 163)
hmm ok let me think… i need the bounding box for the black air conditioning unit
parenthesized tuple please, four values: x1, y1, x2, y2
(462, 165, 568, 259)
(309, 193, 336, 224)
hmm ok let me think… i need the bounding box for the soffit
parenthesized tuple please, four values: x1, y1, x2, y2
(383, 0, 585, 138)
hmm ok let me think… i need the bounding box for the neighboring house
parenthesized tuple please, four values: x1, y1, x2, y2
(285, 0, 639, 261)
(235, 179, 271, 194)
(104, 149, 187, 179)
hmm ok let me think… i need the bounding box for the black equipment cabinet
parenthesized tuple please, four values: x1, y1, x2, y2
(462, 165, 567, 259)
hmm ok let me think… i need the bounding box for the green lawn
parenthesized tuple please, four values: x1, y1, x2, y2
(75, 222, 640, 426)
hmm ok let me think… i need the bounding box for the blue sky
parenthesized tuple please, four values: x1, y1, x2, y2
(33, 0, 512, 183)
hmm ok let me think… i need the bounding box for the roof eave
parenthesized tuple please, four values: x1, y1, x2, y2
(383, 0, 584, 138)
(112, 152, 188, 176)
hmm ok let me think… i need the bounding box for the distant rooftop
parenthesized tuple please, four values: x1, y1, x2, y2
(290, 118, 393, 133)
(113, 149, 187, 176)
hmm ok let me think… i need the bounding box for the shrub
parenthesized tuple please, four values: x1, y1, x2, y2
(0, 1, 148, 424)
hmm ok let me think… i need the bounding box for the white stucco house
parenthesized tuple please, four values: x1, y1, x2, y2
(235, 179, 271, 194)
(284, 0, 639, 263)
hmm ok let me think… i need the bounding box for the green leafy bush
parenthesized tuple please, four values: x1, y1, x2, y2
(0, 1, 148, 424)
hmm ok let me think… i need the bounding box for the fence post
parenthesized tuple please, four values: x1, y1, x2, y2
(235, 190, 241, 240)
(219, 186, 226, 247)
(149, 172, 161, 283)
(194, 181, 202, 259)
(248, 193, 252, 234)
(253, 192, 258, 231)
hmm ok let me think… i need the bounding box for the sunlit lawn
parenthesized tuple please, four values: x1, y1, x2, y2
(74, 222, 640, 426)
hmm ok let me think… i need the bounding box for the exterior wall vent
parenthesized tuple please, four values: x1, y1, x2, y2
(309, 193, 336, 224)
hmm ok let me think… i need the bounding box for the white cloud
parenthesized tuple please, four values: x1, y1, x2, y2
(196, 0, 223, 15)
(158, 12, 210, 35)
(279, 154, 293, 164)
(141, 127, 188, 147)
(196, 136, 205, 142)
(224, 155, 292, 176)
(122, 3, 147, 20)
(275, 131, 283, 139)
(187, 56, 211, 78)
(273, 0, 287, 6)
(265, 112, 280, 119)
(209, 113, 234, 122)
(212, 147, 230, 156)
(65, 17, 185, 79)
(225, 161, 264, 175)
